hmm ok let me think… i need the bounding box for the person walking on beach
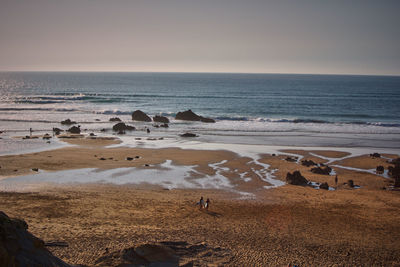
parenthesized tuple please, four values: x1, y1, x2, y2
(199, 196, 205, 210)
(205, 198, 210, 210)
(335, 175, 338, 186)
(29, 128, 33, 136)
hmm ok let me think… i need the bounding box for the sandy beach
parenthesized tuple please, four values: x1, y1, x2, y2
(1, 135, 400, 266)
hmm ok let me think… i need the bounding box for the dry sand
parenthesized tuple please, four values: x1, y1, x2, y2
(1, 136, 400, 266)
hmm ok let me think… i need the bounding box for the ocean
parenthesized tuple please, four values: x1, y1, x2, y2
(0, 72, 400, 153)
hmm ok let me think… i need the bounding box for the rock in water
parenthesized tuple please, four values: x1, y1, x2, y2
(112, 122, 136, 132)
(0, 211, 71, 267)
(132, 110, 152, 122)
(180, 133, 197, 137)
(153, 115, 170, 123)
(67, 126, 81, 134)
(175, 109, 215, 123)
(286, 171, 309, 186)
(60, 119, 76, 125)
(109, 117, 121, 122)
(95, 243, 179, 267)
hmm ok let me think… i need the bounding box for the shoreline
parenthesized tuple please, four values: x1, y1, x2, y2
(1, 133, 400, 265)
(1, 135, 398, 194)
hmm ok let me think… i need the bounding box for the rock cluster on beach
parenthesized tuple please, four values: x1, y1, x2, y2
(310, 166, 332, 175)
(286, 171, 309, 185)
(0, 211, 71, 267)
(301, 159, 317, 167)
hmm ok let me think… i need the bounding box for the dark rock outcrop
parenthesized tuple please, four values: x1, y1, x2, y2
(285, 157, 297, 162)
(319, 182, 329, 190)
(112, 122, 136, 132)
(95, 243, 179, 267)
(175, 110, 215, 123)
(286, 171, 309, 186)
(153, 115, 170, 123)
(301, 160, 317, 167)
(180, 133, 197, 138)
(132, 110, 152, 122)
(388, 158, 400, 187)
(109, 117, 121, 122)
(67, 126, 81, 134)
(311, 166, 332, 175)
(61, 119, 76, 125)
(376, 165, 384, 174)
(370, 153, 381, 158)
(0, 211, 71, 267)
(199, 117, 215, 123)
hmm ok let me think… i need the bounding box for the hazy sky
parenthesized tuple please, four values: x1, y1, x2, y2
(1, 0, 399, 75)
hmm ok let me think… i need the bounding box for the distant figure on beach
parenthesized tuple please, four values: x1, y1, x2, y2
(29, 128, 33, 136)
(335, 175, 338, 186)
(199, 196, 204, 209)
(205, 198, 210, 210)
(147, 128, 150, 134)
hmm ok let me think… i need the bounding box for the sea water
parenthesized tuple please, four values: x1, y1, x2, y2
(0, 72, 399, 153)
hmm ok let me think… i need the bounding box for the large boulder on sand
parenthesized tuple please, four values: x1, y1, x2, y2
(319, 182, 329, 190)
(153, 115, 170, 123)
(301, 160, 317, 167)
(311, 166, 332, 175)
(95, 243, 179, 267)
(112, 122, 136, 132)
(175, 109, 215, 123)
(0, 211, 71, 267)
(132, 110, 152, 122)
(286, 171, 309, 186)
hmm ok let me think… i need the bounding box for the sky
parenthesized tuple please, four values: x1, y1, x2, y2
(0, 0, 399, 75)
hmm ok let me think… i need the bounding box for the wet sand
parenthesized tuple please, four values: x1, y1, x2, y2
(1, 136, 400, 266)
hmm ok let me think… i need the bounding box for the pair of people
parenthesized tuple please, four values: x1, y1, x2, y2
(198, 196, 210, 210)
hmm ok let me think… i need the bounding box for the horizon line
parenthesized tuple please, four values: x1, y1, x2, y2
(0, 70, 399, 78)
